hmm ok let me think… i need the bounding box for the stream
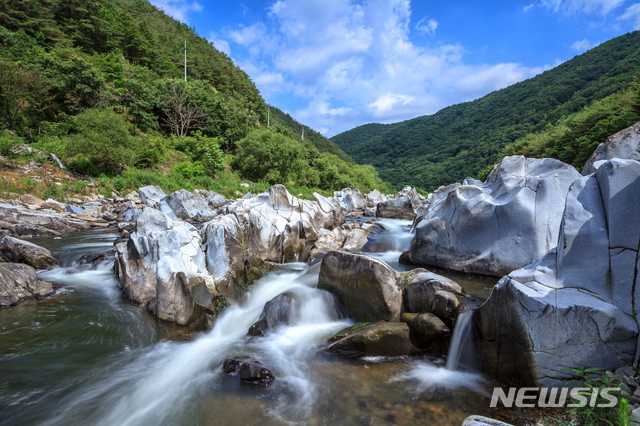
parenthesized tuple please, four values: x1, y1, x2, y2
(0, 220, 500, 425)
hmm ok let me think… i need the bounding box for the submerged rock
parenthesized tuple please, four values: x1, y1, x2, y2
(407, 156, 581, 277)
(248, 292, 294, 336)
(326, 321, 420, 358)
(318, 251, 401, 322)
(223, 358, 275, 385)
(0, 262, 56, 307)
(0, 236, 57, 270)
(477, 159, 640, 386)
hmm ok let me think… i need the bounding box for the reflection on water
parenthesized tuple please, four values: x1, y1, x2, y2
(0, 222, 499, 426)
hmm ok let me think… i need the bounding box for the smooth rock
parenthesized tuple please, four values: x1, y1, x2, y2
(318, 250, 401, 322)
(401, 270, 465, 320)
(0, 236, 57, 270)
(401, 312, 450, 348)
(408, 156, 581, 276)
(342, 228, 370, 251)
(138, 185, 166, 208)
(0, 262, 56, 307)
(333, 188, 366, 212)
(326, 321, 420, 358)
(65, 205, 85, 214)
(461, 416, 513, 426)
(164, 189, 216, 222)
(583, 121, 640, 175)
(477, 159, 640, 386)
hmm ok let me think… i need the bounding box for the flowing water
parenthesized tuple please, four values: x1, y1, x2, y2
(0, 221, 500, 426)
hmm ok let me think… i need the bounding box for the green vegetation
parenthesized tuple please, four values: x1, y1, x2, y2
(0, 0, 389, 198)
(332, 31, 640, 190)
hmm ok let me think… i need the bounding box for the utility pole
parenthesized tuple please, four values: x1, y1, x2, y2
(182, 40, 187, 82)
(301, 127, 304, 141)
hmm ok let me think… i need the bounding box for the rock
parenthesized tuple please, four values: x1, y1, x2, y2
(342, 228, 370, 251)
(0, 203, 90, 233)
(401, 312, 450, 348)
(203, 185, 346, 291)
(0, 262, 56, 307)
(194, 189, 227, 208)
(138, 185, 166, 208)
(114, 207, 215, 326)
(0, 220, 64, 238)
(239, 359, 275, 385)
(326, 321, 420, 358)
(365, 189, 388, 207)
(124, 190, 141, 203)
(42, 198, 66, 211)
(248, 292, 294, 336)
(395, 185, 422, 210)
(477, 159, 640, 386)
(333, 188, 366, 212)
(65, 205, 85, 214)
(400, 270, 465, 319)
(18, 194, 45, 208)
(82, 202, 103, 216)
(408, 156, 581, 276)
(318, 250, 401, 322)
(314, 227, 347, 251)
(163, 189, 217, 222)
(583, 121, 640, 175)
(75, 253, 107, 265)
(376, 198, 416, 219)
(0, 236, 57, 270)
(461, 416, 513, 426)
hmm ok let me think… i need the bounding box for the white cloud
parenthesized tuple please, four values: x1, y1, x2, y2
(539, 0, 624, 15)
(147, 0, 203, 23)
(619, 3, 640, 28)
(570, 38, 600, 50)
(208, 33, 231, 55)
(223, 0, 550, 136)
(524, 3, 536, 12)
(415, 17, 438, 35)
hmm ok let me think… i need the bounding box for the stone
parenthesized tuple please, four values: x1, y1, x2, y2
(0, 236, 57, 270)
(65, 205, 85, 214)
(401, 312, 450, 348)
(114, 207, 215, 326)
(333, 188, 366, 212)
(376, 198, 416, 219)
(326, 321, 420, 358)
(18, 194, 45, 208)
(341, 228, 370, 251)
(401, 270, 465, 320)
(138, 185, 166, 208)
(163, 189, 217, 222)
(194, 189, 227, 208)
(75, 253, 107, 266)
(248, 292, 294, 336)
(461, 416, 513, 426)
(408, 156, 581, 276)
(318, 250, 401, 322)
(239, 359, 275, 385)
(477, 159, 640, 386)
(583, 121, 640, 175)
(314, 228, 347, 251)
(0, 203, 90, 233)
(82, 202, 103, 216)
(0, 262, 56, 307)
(124, 190, 141, 203)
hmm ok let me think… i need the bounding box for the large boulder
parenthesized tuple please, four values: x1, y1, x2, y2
(376, 186, 422, 219)
(583, 121, 640, 175)
(0, 262, 56, 307)
(401, 312, 450, 348)
(400, 270, 466, 320)
(114, 207, 215, 325)
(203, 185, 346, 291)
(0, 203, 90, 233)
(138, 185, 166, 209)
(0, 236, 57, 270)
(326, 321, 420, 358)
(333, 188, 366, 212)
(477, 159, 640, 386)
(407, 156, 581, 276)
(318, 250, 402, 322)
(163, 189, 217, 222)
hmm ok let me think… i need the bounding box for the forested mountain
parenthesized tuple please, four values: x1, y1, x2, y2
(0, 0, 389, 197)
(331, 31, 640, 190)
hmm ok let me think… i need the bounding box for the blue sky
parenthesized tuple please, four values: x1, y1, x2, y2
(148, 0, 640, 136)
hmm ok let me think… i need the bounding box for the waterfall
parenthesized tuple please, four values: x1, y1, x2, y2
(445, 308, 475, 371)
(50, 153, 67, 170)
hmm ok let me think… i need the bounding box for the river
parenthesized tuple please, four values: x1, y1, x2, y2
(0, 220, 500, 425)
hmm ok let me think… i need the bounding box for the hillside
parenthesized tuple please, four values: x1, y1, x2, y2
(0, 0, 389, 197)
(331, 31, 640, 190)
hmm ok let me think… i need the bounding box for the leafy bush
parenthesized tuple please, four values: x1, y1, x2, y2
(0, 132, 22, 158)
(172, 162, 205, 179)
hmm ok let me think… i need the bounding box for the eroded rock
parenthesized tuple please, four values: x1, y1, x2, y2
(326, 321, 420, 358)
(0, 236, 57, 270)
(0, 262, 56, 307)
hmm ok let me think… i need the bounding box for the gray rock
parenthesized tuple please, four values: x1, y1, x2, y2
(342, 228, 370, 251)
(0, 262, 56, 307)
(194, 189, 227, 208)
(461, 416, 513, 426)
(0, 203, 90, 233)
(164, 189, 217, 222)
(401, 312, 450, 348)
(318, 250, 401, 322)
(401, 270, 465, 319)
(114, 207, 215, 326)
(583, 121, 640, 175)
(65, 205, 85, 214)
(82, 202, 103, 216)
(248, 292, 294, 336)
(408, 156, 581, 277)
(0, 236, 57, 270)
(376, 198, 415, 219)
(365, 189, 388, 207)
(326, 321, 420, 358)
(477, 159, 640, 386)
(138, 185, 166, 208)
(239, 359, 275, 385)
(333, 188, 366, 211)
